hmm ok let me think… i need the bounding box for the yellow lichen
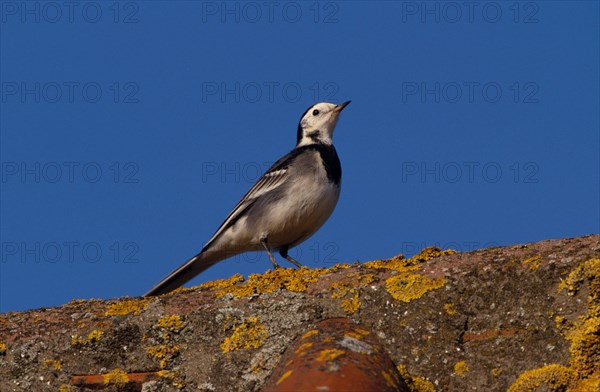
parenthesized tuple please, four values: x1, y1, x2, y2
(364, 253, 418, 271)
(510, 258, 600, 391)
(301, 329, 318, 340)
(294, 342, 313, 356)
(206, 268, 332, 298)
(410, 377, 436, 392)
(170, 273, 244, 295)
(341, 291, 361, 314)
(42, 359, 62, 370)
(558, 258, 599, 296)
(454, 361, 469, 377)
(444, 303, 457, 315)
(71, 329, 104, 346)
(397, 364, 436, 392)
(220, 317, 267, 353)
(172, 247, 451, 304)
(220, 313, 236, 332)
(249, 355, 270, 374)
(411, 247, 457, 263)
(59, 385, 72, 392)
(507, 364, 575, 392)
(523, 256, 542, 270)
(345, 328, 370, 340)
(157, 315, 185, 333)
(365, 248, 450, 303)
(331, 283, 362, 314)
(0, 343, 6, 355)
(365, 247, 456, 271)
(567, 316, 600, 376)
(328, 263, 352, 272)
(330, 273, 374, 314)
(68, 299, 90, 305)
(157, 370, 186, 389)
(570, 373, 600, 391)
(102, 369, 129, 387)
(276, 370, 293, 385)
(560, 258, 600, 377)
(491, 368, 502, 377)
(382, 370, 399, 389)
(197, 273, 245, 291)
(147, 345, 181, 369)
(555, 315, 567, 329)
(316, 348, 345, 362)
(331, 283, 348, 299)
(104, 298, 149, 316)
(386, 273, 446, 303)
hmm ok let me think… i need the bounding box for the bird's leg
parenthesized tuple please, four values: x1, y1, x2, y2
(279, 246, 303, 268)
(260, 236, 280, 269)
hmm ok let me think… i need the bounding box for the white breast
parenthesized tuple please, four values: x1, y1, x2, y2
(209, 150, 341, 255)
(258, 151, 340, 249)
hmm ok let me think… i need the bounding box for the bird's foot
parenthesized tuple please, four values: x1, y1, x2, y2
(260, 236, 280, 269)
(284, 255, 303, 269)
(279, 247, 303, 269)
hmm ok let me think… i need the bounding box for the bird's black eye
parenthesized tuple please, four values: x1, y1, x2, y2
(312, 109, 320, 116)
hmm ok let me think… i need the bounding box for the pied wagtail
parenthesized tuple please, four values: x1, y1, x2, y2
(145, 101, 350, 296)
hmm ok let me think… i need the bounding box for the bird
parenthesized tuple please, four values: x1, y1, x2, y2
(144, 101, 350, 296)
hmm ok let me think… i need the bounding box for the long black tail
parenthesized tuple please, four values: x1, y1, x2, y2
(144, 250, 218, 296)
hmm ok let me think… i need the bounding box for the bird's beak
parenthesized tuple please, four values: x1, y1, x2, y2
(333, 100, 351, 113)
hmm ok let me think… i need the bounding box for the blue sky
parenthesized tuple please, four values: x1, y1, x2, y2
(1, 1, 598, 312)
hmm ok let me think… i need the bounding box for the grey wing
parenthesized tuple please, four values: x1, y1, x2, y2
(144, 153, 297, 296)
(202, 167, 290, 249)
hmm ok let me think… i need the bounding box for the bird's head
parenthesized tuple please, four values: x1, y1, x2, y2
(296, 101, 351, 147)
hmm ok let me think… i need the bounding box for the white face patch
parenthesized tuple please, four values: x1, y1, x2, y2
(298, 102, 341, 146)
